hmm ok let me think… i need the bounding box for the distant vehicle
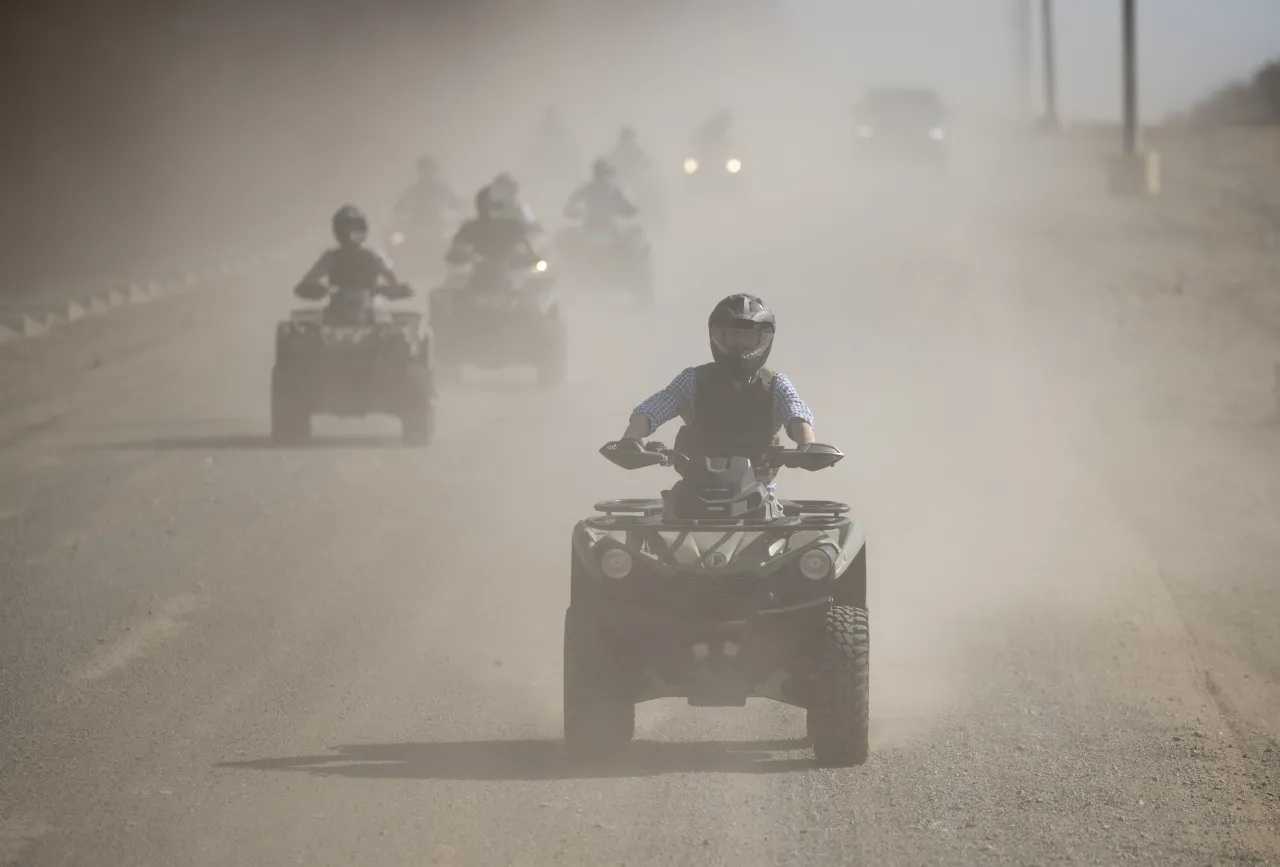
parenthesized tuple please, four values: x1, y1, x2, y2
(852, 87, 949, 166)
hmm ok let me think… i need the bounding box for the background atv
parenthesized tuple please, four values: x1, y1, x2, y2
(271, 283, 435, 446)
(564, 441, 869, 767)
(553, 219, 654, 306)
(386, 219, 454, 286)
(680, 147, 748, 194)
(427, 255, 567, 387)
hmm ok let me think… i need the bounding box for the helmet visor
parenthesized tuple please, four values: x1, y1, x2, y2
(711, 322, 773, 359)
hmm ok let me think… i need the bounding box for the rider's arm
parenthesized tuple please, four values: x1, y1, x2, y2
(773, 373, 817, 444)
(623, 368, 697, 439)
(295, 250, 333, 292)
(444, 224, 475, 264)
(364, 248, 397, 284)
(615, 189, 639, 217)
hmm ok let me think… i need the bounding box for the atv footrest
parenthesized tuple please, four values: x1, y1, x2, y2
(780, 499, 850, 516)
(594, 499, 664, 516)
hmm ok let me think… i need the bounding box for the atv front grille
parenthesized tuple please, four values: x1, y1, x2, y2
(628, 570, 768, 618)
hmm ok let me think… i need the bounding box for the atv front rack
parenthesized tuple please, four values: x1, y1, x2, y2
(593, 498, 849, 517)
(589, 498, 851, 531)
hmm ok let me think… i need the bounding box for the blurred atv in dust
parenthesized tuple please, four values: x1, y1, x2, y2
(680, 148, 749, 195)
(565, 440, 869, 767)
(271, 284, 436, 447)
(385, 220, 454, 286)
(427, 256, 567, 387)
(552, 221, 654, 307)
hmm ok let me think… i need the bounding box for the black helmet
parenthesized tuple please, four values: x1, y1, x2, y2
(592, 158, 615, 181)
(491, 172, 518, 199)
(416, 154, 438, 178)
(332, 204, 368, 245)
(475, 186, 498, 218)
(708, 293, 775, 380)
(619, 125, 637, 143)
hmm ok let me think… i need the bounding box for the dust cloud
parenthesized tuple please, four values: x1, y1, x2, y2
(1, 0, 1250, 765)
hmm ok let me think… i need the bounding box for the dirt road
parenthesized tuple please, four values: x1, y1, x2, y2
(1, 135, 1277, 866)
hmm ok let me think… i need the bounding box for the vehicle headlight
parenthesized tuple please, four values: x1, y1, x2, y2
(533, 259, 548, 273)
(683, 158, 699, 174)
(798, 548, 833, 580)
(390, 231, 406, 246)
(600, 548, 633, 580)
(725, 158, 742, 174)
(928, 127, 946, 141)
(857, 125, 874, 139)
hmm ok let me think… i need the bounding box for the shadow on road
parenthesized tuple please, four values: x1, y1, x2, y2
(92, 434, 404, 451)
(217, 738, 817, 781)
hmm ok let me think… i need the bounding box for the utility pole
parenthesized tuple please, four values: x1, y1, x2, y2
(1107, 0, 1159, 195)
(1012, 0, 1033, 121)
(1121, 0, 1139, 154)
(1040, 0, 1059, 129)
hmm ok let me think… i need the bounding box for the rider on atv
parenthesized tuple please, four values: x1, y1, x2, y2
(608, 126, 651, 178)
(296, 205, 409, 317)
(392, 155, 462, 228)
(564, 158, 639, 234)
(488, 172, 543, 237)
(693, 109, 735, 154)
(445, 187, 543, 281)
(618, 294, 816, 496)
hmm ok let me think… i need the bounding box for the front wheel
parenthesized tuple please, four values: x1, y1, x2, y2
(563, 606, 634, 759)
(808, 605, 870, 767)
(399, 364, 435, 447)
(270, 365, 311, 444)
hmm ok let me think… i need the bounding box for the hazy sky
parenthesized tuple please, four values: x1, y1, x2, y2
(783, 0, 1280, 120)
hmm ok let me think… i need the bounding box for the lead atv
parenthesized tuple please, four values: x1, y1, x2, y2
(427, 254, 567, 387)
(564, 441, 869, 766)
(271, 282, 435, 446)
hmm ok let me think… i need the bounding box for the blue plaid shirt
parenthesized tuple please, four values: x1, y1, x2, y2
(634, 367, 814, 436)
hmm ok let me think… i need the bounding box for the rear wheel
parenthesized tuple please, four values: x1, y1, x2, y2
(399, 363, 435, 447)
(808, 605, 870, 767)
(270, 365, 310, 444)
(563, 606, 634, 759)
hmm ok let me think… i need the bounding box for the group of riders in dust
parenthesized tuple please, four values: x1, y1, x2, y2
(280, 106, 870, 767)
(292, 106, 740, 320)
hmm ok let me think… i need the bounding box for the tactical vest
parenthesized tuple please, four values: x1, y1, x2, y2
(674, 363, 781, 486)
(327, 247, 385, 292)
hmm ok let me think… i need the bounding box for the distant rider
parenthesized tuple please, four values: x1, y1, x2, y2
(445, 187, 542, 272)
(608, 125, 650, 178)
(296, 205, 405, 297)
(564, 158, 638, 233)
(618, 294, 816, 490)
(392, 155, 461, 228)
(488, 172, 543, 236)
(692, 109, 735, 154)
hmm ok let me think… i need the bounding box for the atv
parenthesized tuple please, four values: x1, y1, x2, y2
(564, 440, 869, 766)
(553, 218, 654, 306)
(386, 218, 455, 286)
(427, 253, 567, 387)
(271, 282, 435, 446)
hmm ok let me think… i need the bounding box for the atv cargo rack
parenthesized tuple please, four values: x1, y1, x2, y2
(589, 498, 850, 530)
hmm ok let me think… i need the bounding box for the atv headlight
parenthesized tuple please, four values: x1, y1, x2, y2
(600, 548, 633, 580)
(533, 259, 548, 273)
(683, 158, 699, 174)
(725, 158, 742, 174)
(798, 548, 833, 580)
(928, 127, 946, 141)
(390, 231, 406, 246)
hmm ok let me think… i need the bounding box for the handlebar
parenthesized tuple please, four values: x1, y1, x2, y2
(598, 440, 843, 472)
(294, 282, 414, 301)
